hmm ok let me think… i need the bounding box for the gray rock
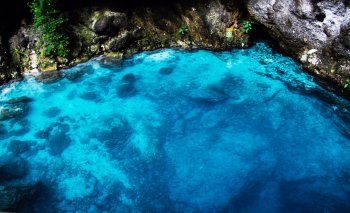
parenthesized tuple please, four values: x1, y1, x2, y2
(247, 0, 350, 87)
(93, 35, 109, 44)
(35, 70, 63, 84)
(0, 103, 29, 121)
(9, 31, 29, 48)
(92, 12, 128, 35)
(132, 27, 144, 40)
(0, 35, 18, 85)
(106, 32, 130, 51)
(6, 96, 32, 104)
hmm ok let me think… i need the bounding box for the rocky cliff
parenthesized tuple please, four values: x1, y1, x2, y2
(0, 0, 349, 97)
(7, 0, 249, 73)
(247, 0, 350, 95)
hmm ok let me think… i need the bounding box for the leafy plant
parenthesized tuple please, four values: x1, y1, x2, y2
(178, 23, 189, 37)
(241, 20, 252, 34)
(344, 79, 350, 89)
(29, 0, 69, 58)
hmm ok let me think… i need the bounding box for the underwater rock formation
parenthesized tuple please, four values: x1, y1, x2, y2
(0, 182, 42, 212)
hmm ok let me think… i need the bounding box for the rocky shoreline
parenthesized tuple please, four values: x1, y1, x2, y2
(0, 0, 349, 98)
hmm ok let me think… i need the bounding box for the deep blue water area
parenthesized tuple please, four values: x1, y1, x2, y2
(1, 43, 350, 212)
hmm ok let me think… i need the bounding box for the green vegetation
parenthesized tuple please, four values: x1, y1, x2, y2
(178, 23, 189, 37)
(344, 79, 350, 89)
(241, 20, 252, 34)
(29, 0, 69, 58)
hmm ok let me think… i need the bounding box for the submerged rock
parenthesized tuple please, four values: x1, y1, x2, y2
(10, 119, 30, 137)
(65, 69, 88, 82)
(121, 73, 136, 83)
(95, 118, 133, 157)
(99, 57, 123, 70)
(0, 103, 29, 121)
(7, 140, 31, 155)
(35, 70, 63, 84)
(0, 156, 27, 182)
(0, 124, 8, 137)
(117, 73, 137, 98)
(66, 65, 94, 81)
(79, 91, 102, 102)
(6, 96, 33, 104)
(58, 175, 97, 201)
(191, 87, 230, 103)
(47, 123, 71, 156)
(0, 182, 42, 212)
(42, 107, 61, 118)
(158, 67, 174, 75)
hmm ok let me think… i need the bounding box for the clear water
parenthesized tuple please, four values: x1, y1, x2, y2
(1, 42, 350, 212)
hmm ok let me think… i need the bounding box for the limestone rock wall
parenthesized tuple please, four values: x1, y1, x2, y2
(9, 0, 248, 73)
(247, 0, 350, 92)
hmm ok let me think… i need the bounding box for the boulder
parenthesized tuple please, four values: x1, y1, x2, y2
(35, 70, 63, 84)
(92, 12, 128, 35)
(247, 0, 350, 89)
(0, 156, 27, 182)
(0, 182, 42, 212)
(99, 57, 123, 69)
(117, 73, 137, 98)
(121, 73, 136, 83)
(105, 31, 130, 51)
(6, 96, 32, 104)
(47, 123, 71, 156)
(0, 103, 29, 121)
(65, 65, 94, 81)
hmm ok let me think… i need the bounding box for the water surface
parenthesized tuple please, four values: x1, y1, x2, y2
(1, 43, 350, 212)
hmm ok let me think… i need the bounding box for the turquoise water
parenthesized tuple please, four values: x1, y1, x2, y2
(1, 43, 350, 212)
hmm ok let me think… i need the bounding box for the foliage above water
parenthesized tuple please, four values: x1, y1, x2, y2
(178, 23, 189, 37)
(344, 79, 350, 89)
(241, 20, 252, 34)
(29, 0, 69, 58)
